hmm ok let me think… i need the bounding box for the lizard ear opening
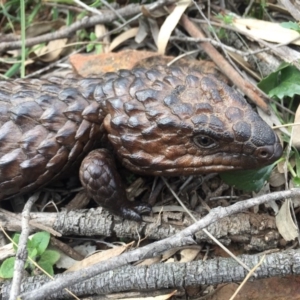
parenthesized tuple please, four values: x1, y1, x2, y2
(193, 135, 218, 149)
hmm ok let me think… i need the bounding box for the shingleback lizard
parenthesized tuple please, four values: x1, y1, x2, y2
(0, 66, 282, 220)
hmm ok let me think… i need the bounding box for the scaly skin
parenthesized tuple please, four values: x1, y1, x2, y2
(0, 66, 282, 219)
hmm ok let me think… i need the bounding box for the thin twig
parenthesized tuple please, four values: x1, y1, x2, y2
(72, 0, 102, 16)
(180, 14, 271, 113)
(229, 255, 265, 300)
(20, 189, 300, 300)
(0, 0, 176, 52)
(9, 192, 40, 300)
(161, 177, 255, 274)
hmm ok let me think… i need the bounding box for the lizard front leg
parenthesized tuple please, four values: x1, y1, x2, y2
(79, 149, 152, 221)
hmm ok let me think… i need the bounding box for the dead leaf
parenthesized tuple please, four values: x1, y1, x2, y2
(70, 50, 164, 75)
(66, 242, 134, 272)
(109, 27, 139, 52)
(157, 0, 191, 54)
(26, 20, 65, 38)
(148, 17, 160, 46)
(56, 243, 96, 269)
(233, 18, 300, 46)
(178, 248, 201, 262)
(291, 104, 300, 149)
(0, 243, 14, 261)
(268, 170, 286, 188)
(161, 248, 180, 261)
(124, 290, 177, 300)
(135, 18, 149, 44)
(228, 51, 261, 80)
(276, 198, 298, 241)
(95, 24, 109, 53)
(33, 37, 68, 62)
(70, 50, 226, 80)
(212, 276, 300, 300)
(135, 256, 162, 266)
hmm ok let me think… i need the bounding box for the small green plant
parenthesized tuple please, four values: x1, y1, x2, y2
(246, 0, 267, 19)
(288, 149, 300, 188)
(258, 63, 300, 100)
(214, 13, 234, 40)
(216, 13, 234, 25)
(281, 21, 300, 34)
(220, 163, 277, 192)
(86, 32, 103, 54)
(0, 231, 60, 279)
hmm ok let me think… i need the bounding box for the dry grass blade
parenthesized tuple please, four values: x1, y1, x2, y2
(233, 18, 300, 45)
(157, 0, 191, 54)
(109, 27, 139, 52)
(161, 177, 255, 274)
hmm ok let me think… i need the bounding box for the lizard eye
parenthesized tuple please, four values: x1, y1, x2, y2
(193, 135, 218, 149)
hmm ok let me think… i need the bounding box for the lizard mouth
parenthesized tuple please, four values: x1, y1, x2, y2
(122, 137, 283, 176)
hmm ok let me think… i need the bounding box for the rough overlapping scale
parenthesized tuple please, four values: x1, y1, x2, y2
(63, 98, 90, 122)
(20, 125, 48, 158)
(81, 102, 102, 124)
(0, 77, 103, 199)
(37, 134, 60, 159)
(0, 65, 282, 201)
(10, 101, 43, 132)
(0, 121, 23, 155)
(101, 65, 281, 176)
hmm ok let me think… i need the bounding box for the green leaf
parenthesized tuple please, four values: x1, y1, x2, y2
(31, 231, 50, 256)
(258, 63, 300, 99)
(258, 62, 289, 94)
(95, 43, 103, 54)
(26, 238, 34, 254)
(12, 233, 20, 252)
(269, 67, 300, 99)
(220, 164, 275, 192)
(281, 21, 300, 33)
(215, 13, 234, 25)
(28, 248, 38, 260)
(89, 32, 97, 41)
(294, 149, 300, 177)
(37, 261, 54, 276)
(86, 43, 94, 53)
(292, 176, 300, 187)
(39, 250, 60, 265)
(0, 257, 15, 279)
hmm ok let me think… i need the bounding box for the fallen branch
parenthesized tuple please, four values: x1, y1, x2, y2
(19, 189, 300, 300)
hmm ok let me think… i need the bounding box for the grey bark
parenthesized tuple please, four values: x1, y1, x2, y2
(14, 189, 300, 300)
(0, 0, 176, 52)
(0, 207, 279, 253)
(2, 249, 300, 299)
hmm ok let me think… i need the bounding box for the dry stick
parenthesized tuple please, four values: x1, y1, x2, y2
(5, 195, 79, 300)
(193, 1, 245, 83)
(20, 189, 300, 300)
(0, 208, 277, 251)
(4, 249, 300, 298)
(23, 0, 172, 79)
(0, 0, 176, 52)
(180, 14, 271, 113)
(9, 192, 40, 300)
(229, 255, 266, 300)
(192, 18, 300, 71)
(161, 177, 254, 274)
(279, 0, 300, 21)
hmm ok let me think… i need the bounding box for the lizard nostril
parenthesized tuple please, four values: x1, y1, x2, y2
(258, 149, 269, 158)
(256, 146, 273, 160)
(255, 142, 282, 161)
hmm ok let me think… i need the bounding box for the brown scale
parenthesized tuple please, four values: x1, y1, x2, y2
(0, 66, 282, 220)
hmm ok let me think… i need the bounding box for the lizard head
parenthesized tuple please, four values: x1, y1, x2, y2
(103, 67, 282, 175)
